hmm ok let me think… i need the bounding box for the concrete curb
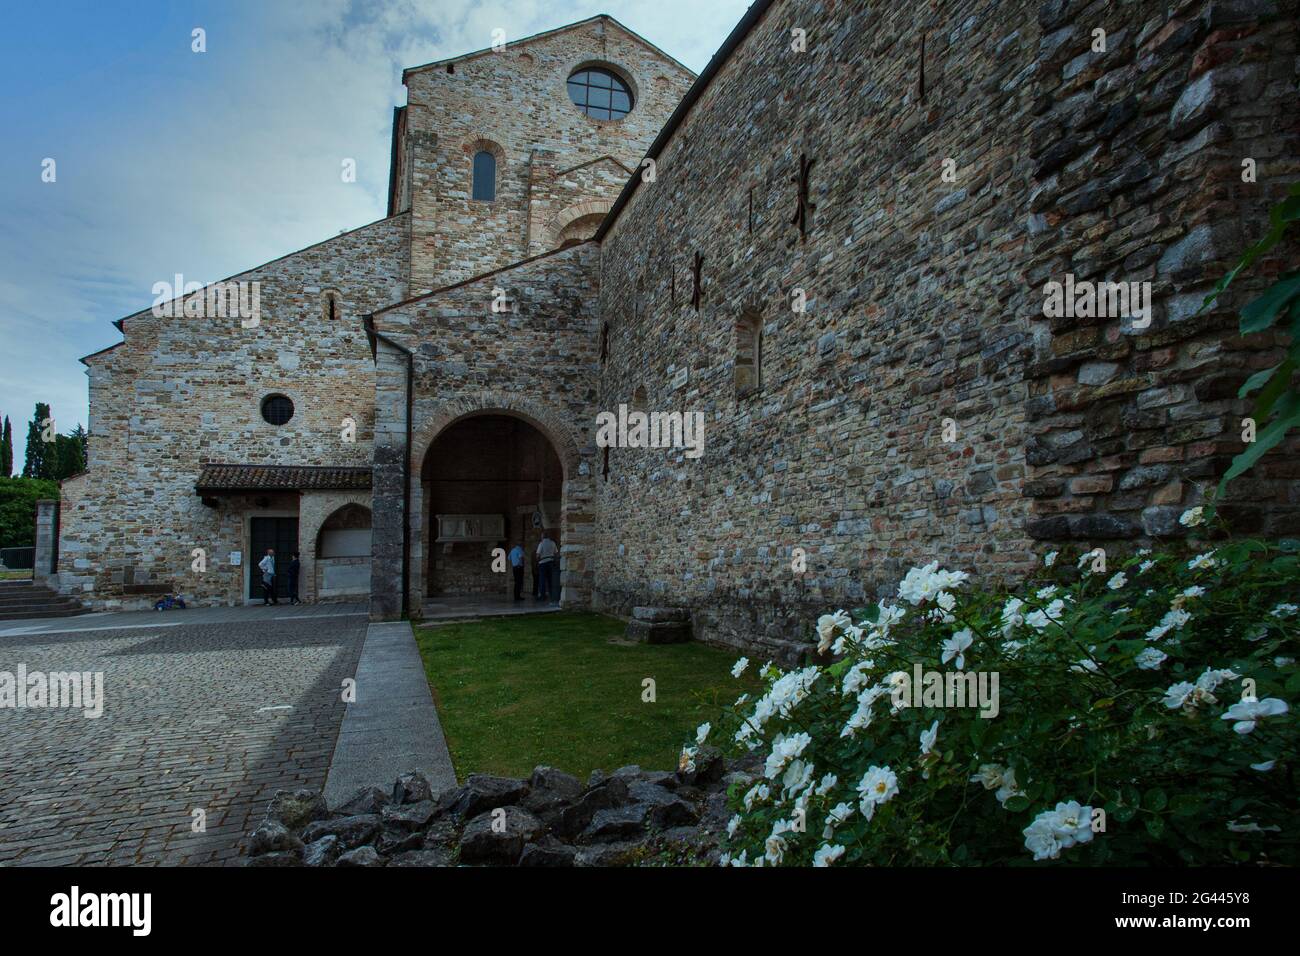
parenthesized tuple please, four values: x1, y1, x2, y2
(323, 620, 457, 805)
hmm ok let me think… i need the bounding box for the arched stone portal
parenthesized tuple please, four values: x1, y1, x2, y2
(405, 394, 594, 617)
(421, 416, 561, 600)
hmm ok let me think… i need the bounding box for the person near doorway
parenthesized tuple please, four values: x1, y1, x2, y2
(258, 549, 278, 605)
(287, 552, 301, 605)
(531, 551, 541, 599)
(536, 532, 559, 604)
(508, 541, 525, 601)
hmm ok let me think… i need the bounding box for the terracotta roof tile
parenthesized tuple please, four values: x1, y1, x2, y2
(195, 463, 372, 494)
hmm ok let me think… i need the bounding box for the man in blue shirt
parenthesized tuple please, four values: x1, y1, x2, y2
(508, 541, 525, 601)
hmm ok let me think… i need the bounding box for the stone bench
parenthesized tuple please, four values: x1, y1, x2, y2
(625, 607, 691, 644)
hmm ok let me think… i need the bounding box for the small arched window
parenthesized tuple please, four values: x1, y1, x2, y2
(472, 150, 496, 201)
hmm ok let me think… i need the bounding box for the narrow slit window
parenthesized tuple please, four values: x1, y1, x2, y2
(735, 314, 763, 397)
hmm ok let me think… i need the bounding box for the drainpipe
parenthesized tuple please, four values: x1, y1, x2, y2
(363, 313, 414, 619)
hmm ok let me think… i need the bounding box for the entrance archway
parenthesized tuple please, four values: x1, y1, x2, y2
(420, 416, 562, 600)
(404, 395, 594, 617)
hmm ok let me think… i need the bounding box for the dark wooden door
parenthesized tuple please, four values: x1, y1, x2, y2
(248, 517, 299, 599)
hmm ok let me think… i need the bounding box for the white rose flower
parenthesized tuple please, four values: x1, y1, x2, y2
(695, 722, 711, 745)
(856, 765, 899, 820)
(1135, 647, 1168, 670)
(813, 843, 846, 867)
(1221, 698, 1289, 735)
(1044, 551, 1059, 567)
(941, 628, 974, 669)
(1107, 572, 1127, 590)
(731, 656, 750, 678)
(1179, 506, 1205, 527)
(919, 719, 939, 756)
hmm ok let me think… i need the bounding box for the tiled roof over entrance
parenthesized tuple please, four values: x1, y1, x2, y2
(195, 463, 373, 494)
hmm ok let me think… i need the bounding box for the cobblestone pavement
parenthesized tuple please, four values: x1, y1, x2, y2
(0, 610, 366, 866)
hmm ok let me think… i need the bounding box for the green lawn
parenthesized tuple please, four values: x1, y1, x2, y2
(413, 611, 760, 782)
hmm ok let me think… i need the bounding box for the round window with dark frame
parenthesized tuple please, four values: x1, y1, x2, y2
(566, 67, 633, 120)
(260, 394, 295, 426)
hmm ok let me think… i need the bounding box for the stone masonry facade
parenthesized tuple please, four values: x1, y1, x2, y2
(592, 0, 1299, 662)
(59, 4, 1298, 661)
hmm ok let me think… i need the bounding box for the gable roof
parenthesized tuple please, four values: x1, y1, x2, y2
(401, 14, 696, 80)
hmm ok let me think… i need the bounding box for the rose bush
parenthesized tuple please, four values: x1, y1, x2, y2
(688, 508, 1298, 866)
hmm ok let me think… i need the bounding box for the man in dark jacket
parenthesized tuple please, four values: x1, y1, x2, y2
(287, 553, 302, 605)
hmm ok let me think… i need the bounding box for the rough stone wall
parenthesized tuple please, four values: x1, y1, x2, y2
(527, 154, 628, 254)
(59, 215, 409, 608)
(1022, 0, 1300, 541)
(369, 243, 602, 619)
(403, 17, 694, 292)
(593, 0, 1299, 663)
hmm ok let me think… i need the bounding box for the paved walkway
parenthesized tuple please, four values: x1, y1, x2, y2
(0, 606, 367, 865)
(323, 621, 457, 806)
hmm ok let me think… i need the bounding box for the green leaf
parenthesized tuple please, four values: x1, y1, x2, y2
(1144, 788, 1168, 812)
(1112, 803, 1138, 824)
(1218, 392, 1300, 492)
(1145, 815, 1166, 839)
(1169, 794, 1200, 817)
(1241, 273, 1300, 334)
(1003, 796, 1031, 813)
(1237, 361, 1289, 408)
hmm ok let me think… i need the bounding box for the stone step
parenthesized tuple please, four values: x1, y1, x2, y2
(625, 618, 692, 645)
(631, 606, 690, 623)
(0, 583, 91, 621)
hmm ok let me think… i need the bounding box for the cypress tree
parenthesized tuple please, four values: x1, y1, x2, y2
(0, 416, 11, 478)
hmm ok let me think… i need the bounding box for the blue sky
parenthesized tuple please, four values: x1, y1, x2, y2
(0, 0, 750, 466)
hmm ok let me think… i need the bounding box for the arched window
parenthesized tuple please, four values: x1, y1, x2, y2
(472, 150, 496, 201)
(567, 67, 633, 120)
(735, 314, 763, 397)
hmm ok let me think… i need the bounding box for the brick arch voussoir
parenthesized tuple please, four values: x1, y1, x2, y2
(544, 199, 613, 248)
(410, 392, 584, 479)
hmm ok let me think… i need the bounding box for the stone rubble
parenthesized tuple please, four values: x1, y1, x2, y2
(243, 751, 751, 867)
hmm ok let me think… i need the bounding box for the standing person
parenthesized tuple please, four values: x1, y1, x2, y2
(258, 549, 278, 605)
(536, 532, 559, 604)
(507, 540, 525, 601)
(531, 550, 541, 599)
(287, 552, 301, 605)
